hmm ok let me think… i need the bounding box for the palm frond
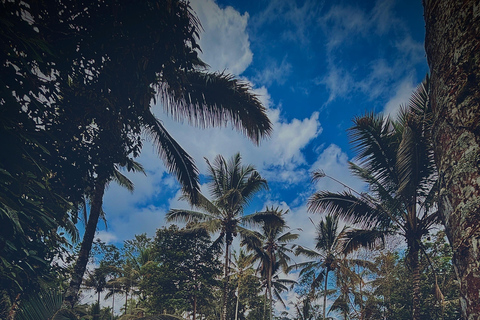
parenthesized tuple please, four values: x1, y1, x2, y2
(277, 231, 300, 243)
(165, 209, 212, 223)
(143, 111, 200, 204)
(308, 191, 389, 229)
(15, 289, 77, 320)
(160, 71, 272, 145)
(112, 167, 134, 192)
(342, 228, 388, 254)
(349, 113, 400, 189)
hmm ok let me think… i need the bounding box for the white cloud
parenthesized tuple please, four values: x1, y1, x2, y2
(94, 230, 118, 244)
(190, 0, 252, 75)
(319, 5, 369, 51)
(254, 56, 292, 86)
(382, 76, 417, 119)
(253, 0, 321, 44)
(316, 1, 425, 105)
(310, 144, 366, 194)
(100, 0, 322, 248)
(316, 64, 355, 103)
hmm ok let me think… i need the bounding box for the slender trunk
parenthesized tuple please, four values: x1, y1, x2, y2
(411, 244, 421, 320)
(193, 294, 197, 320)
(97, 291, 101, 306)
(424, 1, 480, 319)
(112, 286, 115, 320)
(125, 290, 128, 315)
(323, 270, 329, 320)
(268, 264, 273, 320)
(63, 177, 107, 308)
(263, 287, 267, 320)
(235, 278, 240, 320)
(221, 239, 231, 320)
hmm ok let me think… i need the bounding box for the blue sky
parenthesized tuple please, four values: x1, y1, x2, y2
(89, 0, 428, 314)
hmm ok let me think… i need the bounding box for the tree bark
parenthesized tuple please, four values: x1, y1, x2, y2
(411, 244, 421, 320)
(268, 264, 273, 320)
(423, 1, 480, 319)
(235, 278, 240, 320)
(193, 294, 197, 320)
(221, 239, 231, 320)
(323, 270, 329, 320)
(63, 177, 107, 308)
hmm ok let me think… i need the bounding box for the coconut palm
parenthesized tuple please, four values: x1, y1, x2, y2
(308, 77, 438, 320)
(231, 249, 255, 320)
(293, 214, 356, 320)
(83, 266, 110, 307)
(260, 266, 297, 319)
(242, 207, 299, 320)
(166, 153, 271, 320)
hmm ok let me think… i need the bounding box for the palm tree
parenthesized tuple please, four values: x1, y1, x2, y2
(242, 207, 299, 320)
(231, 249, 255, 320)
(62, 0, 272, 308)
(83, 266, 109, 308)
(166, 153, 270, 320)
(293, 215, 354, 320)
(308, 77, 438, 320)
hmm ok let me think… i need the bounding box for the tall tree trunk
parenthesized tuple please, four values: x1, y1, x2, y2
(323, 270, 329, 320)
(423, 1, 480, 318)
(125, 290, 128, 315)
(193, 294, 197, 320)
(268, 265, 273, 320)
(235, 278, 240, 320)
(221, 239, 231, 320)
(410, 244, 421, 320)
(112, 287, 115, 320)
(63, 177, 107, 308)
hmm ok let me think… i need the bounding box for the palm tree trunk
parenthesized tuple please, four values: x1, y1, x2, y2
(125, 290, 128, 315)
(193, 294, 197, 320)
(263, 287, 267, 320)
(112, 287, 115, 320)
(235, 279, 240, 320)
(268, 265, 273, 320)
(424, 1, 480, 318)
(410, 244, 421, 320)
(323, 270, 329, 320)
(221, 239, 231, 320)
(63, 177, 107, 309)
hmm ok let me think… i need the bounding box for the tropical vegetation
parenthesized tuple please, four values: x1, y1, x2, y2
(0, 0, 478, 318)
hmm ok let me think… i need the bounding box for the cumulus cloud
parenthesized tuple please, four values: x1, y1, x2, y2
(190, 0, 252, 75)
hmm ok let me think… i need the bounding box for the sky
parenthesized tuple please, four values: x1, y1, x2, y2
(85, 0, 429, 315)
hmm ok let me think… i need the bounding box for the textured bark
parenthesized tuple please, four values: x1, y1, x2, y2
(411, 246, 421, 320)
(221, 240, 231, 320)
(423, 1, 480, 319)
(63, 178, 107, 308)
(323, 270, 329, 320)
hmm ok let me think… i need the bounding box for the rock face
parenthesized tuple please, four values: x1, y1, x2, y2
(423, 0, 480, 318)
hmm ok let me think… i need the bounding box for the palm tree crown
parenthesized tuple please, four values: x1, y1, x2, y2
(242, 207, 299, 320)
(166, 152, 270, 320)
(307, 77, 438, 320)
